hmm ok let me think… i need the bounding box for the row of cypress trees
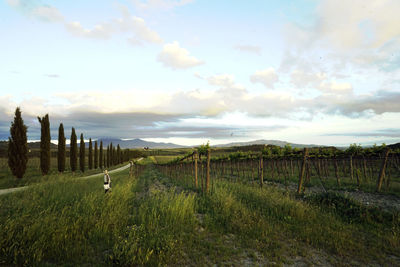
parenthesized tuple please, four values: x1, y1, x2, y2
(56, 125, 126, 173)
(8, 107, 129, 178)
(63, 131, 124, 173)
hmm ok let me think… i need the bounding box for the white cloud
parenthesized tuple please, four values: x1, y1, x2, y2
(316, 0, 400, 49)
(207, 74, 235, 88)
(250, 68, 279, 88)
(290, 70, 326, 88)
(157, 41, 203, 69)
(195, 73, 246, 92)
(283, 0, 400, 73)
(32, 6, 64, 22)
(290, 69, 353, 95)
(234, 45, 262, 55)
(64, 14, 162, 44)
(117, 16, 163, 44)
(65, 21, 114, 39)
(132, 0, 194, 10)
(318, 81, 353, 95)
(285, 0, 400, 51)
(7, 1, 163, 45)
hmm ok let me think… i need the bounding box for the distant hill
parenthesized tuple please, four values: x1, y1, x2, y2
(28, 141, 58, 150)
(85, 138, 186, 149)
(214, 139, 321, 149)
(0, 141, 57, 150)
(388, 142, 400, 150)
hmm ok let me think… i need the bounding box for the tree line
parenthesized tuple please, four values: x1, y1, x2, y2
(8, 107, 129, 179)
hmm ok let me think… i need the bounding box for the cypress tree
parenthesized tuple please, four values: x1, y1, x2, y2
(110, 142, 113, 166)
(88, 138, 93, 170)
(113, 147, 117, 165)
(57, 123, 66, 173)
(117, 144, 121, 165)
(94, 140, 98, 169)
(106, 145, 110, 168)
(99, 141, 103, 169)
(70, 128, 77, 172)
(8, 107, 28, 178)
(79, 133, 85, 172)
(38, 114, 51, 175)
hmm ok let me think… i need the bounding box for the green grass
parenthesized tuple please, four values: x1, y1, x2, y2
(153, 155, 179, 164)
(0, 157, 128, 190)
(1, 163, 399, 266)
(202, 158, 400, 197)
(0, 168, 135, 265)
(157, 164, 400, 265)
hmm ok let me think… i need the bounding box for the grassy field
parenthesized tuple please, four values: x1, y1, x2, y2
(1, 161, 399, 266)
(153, 155, 179, 164)
(0, 157, 127, 190)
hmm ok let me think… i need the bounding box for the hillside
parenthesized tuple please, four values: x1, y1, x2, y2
(214, 139, 320, 148)
(89, 138, 186, 149)
(388, 142, 400, 150)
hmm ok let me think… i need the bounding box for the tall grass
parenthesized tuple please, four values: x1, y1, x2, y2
(165, 167, 400, 265)
(111, 166, 197, 265)
(0, 157, 127, 189)
(0, 170, 135, 265)
(1, 163, 399, 265)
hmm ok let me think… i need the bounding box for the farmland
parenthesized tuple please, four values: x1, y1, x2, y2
(0, 145, 399, 265)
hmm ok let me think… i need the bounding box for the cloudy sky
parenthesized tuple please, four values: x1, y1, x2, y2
(1, 0, 399, 146)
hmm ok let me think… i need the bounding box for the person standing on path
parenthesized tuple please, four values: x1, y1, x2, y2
(104, 170, 111, 193)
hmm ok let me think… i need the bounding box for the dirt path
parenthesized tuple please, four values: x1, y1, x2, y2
(0, 158, 143, 197)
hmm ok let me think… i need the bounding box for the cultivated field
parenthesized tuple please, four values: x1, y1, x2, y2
(0, 147, 399, 265)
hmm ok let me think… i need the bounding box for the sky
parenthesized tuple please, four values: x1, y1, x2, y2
(0, 0, 399, 147)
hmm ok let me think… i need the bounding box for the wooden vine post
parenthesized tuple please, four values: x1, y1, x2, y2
(297, 148, 308, 194)
(194, 150, 198, 188)
(376, 149, 390, 192)
(349, 155, 354, 180)
(206, 149, 210, 193)
(334, 157, 340, 187)
(259, 154, 263, 188)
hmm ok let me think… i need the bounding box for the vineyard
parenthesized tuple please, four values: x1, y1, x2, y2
(1, 145, 400, 265)
(150, 145, 400, 199)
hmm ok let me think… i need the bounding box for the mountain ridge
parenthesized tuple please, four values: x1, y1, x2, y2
(213, 139, 321, 148)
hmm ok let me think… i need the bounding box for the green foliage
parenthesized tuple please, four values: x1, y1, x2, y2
(70, 128, 77, 172)
(57, 123, 66, 173)
(110, 143, 113, 167)
(88, 138, 93, 170)
(283, 144, 292, 156)
(228, 151, 246, 160)
(346, 143, 363, 156)
(0, 170, 135, 266)
(113, 185, 196, 265)
(117, 144, 121, 165)
(94, 140, 98, 169)
(37, 114, 51, 175)
(104, 145, 111, 168)
(197, 141, 210, 159)
(79, 133, 85, 172)
(261, 145, 283, 157)
(99, 141, 103, 169)
(7, 107, 28, 178)
(113, 147, 117, 165)
(1, 163, 399, 266)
